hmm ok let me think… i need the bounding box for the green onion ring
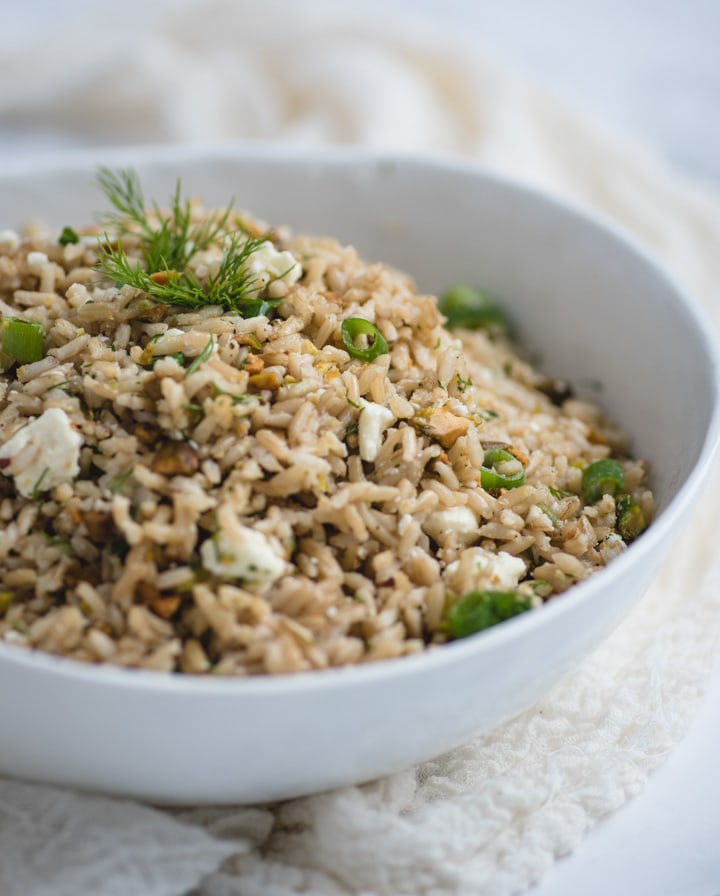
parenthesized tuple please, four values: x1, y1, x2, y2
(581, 458, 624, 504)
(1, 317, 45, 364)
(340, 318, 388, 362)
(480, 447, 525, 490)
(448, 589, 531, 638)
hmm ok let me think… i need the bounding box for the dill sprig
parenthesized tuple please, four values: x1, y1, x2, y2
(94, 167, 274, 314)
(97, 232, 274, 314)
(96, 167, 235, 271)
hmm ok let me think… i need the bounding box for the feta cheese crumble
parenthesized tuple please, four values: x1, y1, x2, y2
(358, 401, 395, 462)
(423, 505, 478, 547)
(201, 522, 286, 592)
(26, 251, 49, 270)
(245, 241, 302, 291)
(0, 407, 82, 497)
(445, 547, 527, 594)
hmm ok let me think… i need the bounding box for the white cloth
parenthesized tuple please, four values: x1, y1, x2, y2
(1, 3, 720, 894)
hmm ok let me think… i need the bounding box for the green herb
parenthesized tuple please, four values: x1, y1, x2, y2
(31, 467, 50, 501)
(537, 502, 561, 528)
(46, 379, 74, 392)
(98, 232, 270, 315)
(184, 335, 214, 377)
(548, 486, 572, 499)
(96, 167, 235, 272)
(42, 533, 74, 555)
(1, 317, 45, 363)
(183, 402, 204, 414)
(346, 394, 362, 409)
(210, 383, 254, 405)
(439, 285, 509, 333)
(616, 494, 646, 541)
(447, 590, 531, 638)
(581, 458, 624, 504)
(480, 448, 525, 490)
(340, 318, 389, 362)
(345, 423, 358, 437)
(477, 409, 499, 421)
(59, 226, 80, 246)
(456, 373, 473, 392)
(94, 168, 274, 315)
(108, 469, 132, 494)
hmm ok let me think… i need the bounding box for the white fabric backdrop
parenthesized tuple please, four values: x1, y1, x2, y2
(1, 3, 720, 894)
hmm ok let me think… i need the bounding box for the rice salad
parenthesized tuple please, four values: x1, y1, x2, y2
(0, 170, 653, 675)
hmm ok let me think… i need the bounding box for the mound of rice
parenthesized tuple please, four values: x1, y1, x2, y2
(0, 199, 653, 675)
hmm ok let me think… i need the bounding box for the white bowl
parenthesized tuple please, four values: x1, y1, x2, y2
(1, 145, 718, 805)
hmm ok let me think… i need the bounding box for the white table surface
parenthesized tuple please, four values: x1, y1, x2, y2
(3, 2, 720, 894)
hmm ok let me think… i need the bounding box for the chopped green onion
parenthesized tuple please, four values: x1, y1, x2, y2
(184, 335, 214, 377)
(1, 317, 45, 363)
(439, 285, 509, 332)
(448, 589, 531, 638)
(481, 448, 525, 490)
(58, 226, 80, 246)
(582, 458, 624, 504)
(616, 494, 646, 541)
(340, 318, 388, 362)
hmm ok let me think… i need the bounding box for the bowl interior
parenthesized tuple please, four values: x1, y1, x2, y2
(5, 146, 717, 515)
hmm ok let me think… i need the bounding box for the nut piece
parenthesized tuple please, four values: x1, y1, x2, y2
(248, 370, 282, 391)
(80, 509, 116, 543)
(150, 595, 182, 619)
(151, 441, 200, 476)
(412, 407, 471, 448)
(244, 353, 265, 375)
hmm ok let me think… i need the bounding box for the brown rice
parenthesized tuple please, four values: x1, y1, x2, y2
(0, 195, 653, 674)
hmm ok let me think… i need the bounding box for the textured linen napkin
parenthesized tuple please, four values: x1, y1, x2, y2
(1, 3, 720, 895)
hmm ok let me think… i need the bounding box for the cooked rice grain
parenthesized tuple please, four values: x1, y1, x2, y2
(0, 206, 653, 674)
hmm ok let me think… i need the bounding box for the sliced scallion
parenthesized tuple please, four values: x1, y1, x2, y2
(448, 589, 531, 638)
(58, 226, 80, 246)
(340, 318, 388, 362)
(481, 447, 525, 490)
(616, 494, 646, 541)
(1, 317, 45, 363)
(582, 458, 624, 504)
(439, 285, 509, 332)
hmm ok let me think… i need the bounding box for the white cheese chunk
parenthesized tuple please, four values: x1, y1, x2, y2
(446, 547, 527, 593)
(423, 505, 478, 547)
(358, 401, 395, 462)
(0, 408, 82, 497)
(201, 524, 286, 592)
(245, 241, 302, 289)
(26, 251, 49, 270)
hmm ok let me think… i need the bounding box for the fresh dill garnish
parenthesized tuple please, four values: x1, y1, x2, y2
(548, 485, 572, 499)
(185, 335, 215, 377)
(456, 373, 473, 392)
(94, 168, 276, 315)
